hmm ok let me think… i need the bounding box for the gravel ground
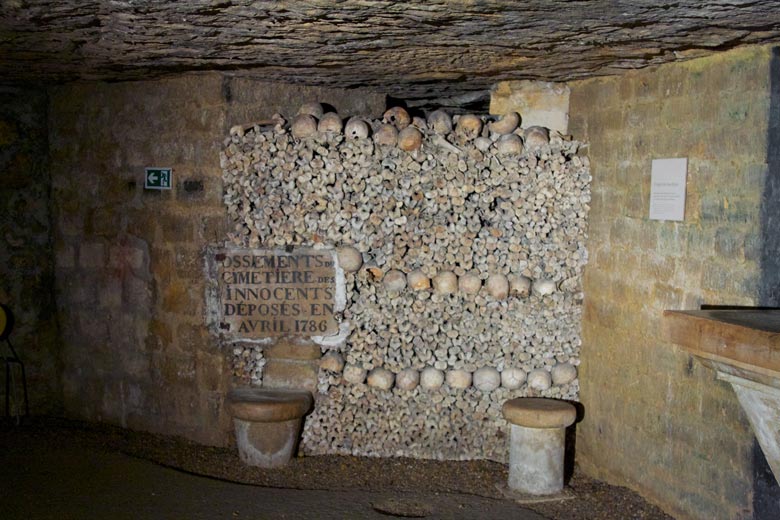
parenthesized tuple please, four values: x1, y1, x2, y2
(1, 417, 673, 520)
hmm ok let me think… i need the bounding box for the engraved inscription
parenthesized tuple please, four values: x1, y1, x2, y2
(217, 248, 338, 337)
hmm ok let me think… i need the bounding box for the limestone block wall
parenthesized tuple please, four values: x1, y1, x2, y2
(569, 46, 775, 519)
(48, 74, 383, 445)
(220, 108, 590, 460)
(490, 81, 570, 134)
(0, 85, 61, 414)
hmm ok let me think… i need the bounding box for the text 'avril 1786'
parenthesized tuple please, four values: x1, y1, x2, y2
(217, 249, 338, 337)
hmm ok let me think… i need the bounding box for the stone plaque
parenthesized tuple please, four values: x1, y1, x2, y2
(213, 248, 339, 338)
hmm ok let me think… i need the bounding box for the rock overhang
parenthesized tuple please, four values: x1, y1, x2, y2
(3, 1, 780, 109)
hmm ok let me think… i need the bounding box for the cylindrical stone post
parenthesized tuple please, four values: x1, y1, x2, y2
(233, 417, 304, 468)
(508, 424, 566, 494)
(502, 397, 577, 495)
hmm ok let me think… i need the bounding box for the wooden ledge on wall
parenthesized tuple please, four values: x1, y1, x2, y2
(662, 309, 780, 381)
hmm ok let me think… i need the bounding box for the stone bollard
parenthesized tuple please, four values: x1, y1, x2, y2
(227, 388, 313, 468)
(502, 397, 576, 495)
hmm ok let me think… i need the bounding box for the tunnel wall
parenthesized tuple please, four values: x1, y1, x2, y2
(48, 74, 383, 444)
(21, 43, 779, 517)
(0, 85, 61, 415)
(569, 45, 774, 519)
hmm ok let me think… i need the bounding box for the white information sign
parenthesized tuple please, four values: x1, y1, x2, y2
(649, 158, 687, 221)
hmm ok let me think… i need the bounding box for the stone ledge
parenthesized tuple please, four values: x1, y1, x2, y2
(264, 340, 322, 361)
(263, 359, 319, 393)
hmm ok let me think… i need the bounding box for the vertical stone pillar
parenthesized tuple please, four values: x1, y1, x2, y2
(508, 424, 567, 494)
(502, 397, 577, 495)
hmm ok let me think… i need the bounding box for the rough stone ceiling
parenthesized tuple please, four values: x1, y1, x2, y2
(2, 1, 780, 108)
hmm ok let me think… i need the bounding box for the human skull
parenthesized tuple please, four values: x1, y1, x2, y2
(367, 368, 395, 390)
(486, 273, 509, 299)
(297, 102, 324, 119)
(496, 134, 524, 155)
(382, 269, 407, 291)
(383, 106, 411, 130)
(551, 363, 577, 385)
(412, 116, 427, 129)
(345, 117, 370, 139)
(420, 367, 444, 389)
(528, 369, 551, 391)
(291, 114, 317, 139)
(455, 114, 482, 141)
(524, 126, 550, 148)
(343, 364, 367, 384)
(508, 275, 532, 298)
(501, 368, 527, 390)
(407, 269, 430, 290)
(473, 367, 501, 391)
(532, 278, 556, 296)
(427, 109, 453, 134)
(474, 136, 492, 151)
(458, 273, 482, 294)
(446, 369, 472, 389)
(397, 126, 423, 151)
(396, 369, 420, 391)
(373, 124, 398, 147)
(320, 352, 345, 373)
(488, 111, 520, 135)
(432, 270, 457, 294)
(317, 112, 343, 133)
(337, 246, 363, 272)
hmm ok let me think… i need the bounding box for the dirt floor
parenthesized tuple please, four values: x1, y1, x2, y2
(1, 417, 673, 519)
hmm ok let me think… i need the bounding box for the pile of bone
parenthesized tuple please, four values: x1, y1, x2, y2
(306, 265, 582, 460)
(220, 101, 590, 460)
(302, 378, 580, 461)
(220, 102, 590, 289)
(320, 351, 576, 392)
(336, 244, 555, 298)
(230, 344, 265, 385)
(331, 252, 582, 387)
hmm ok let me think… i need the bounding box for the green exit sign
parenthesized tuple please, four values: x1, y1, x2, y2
(145, 167, 172, 190)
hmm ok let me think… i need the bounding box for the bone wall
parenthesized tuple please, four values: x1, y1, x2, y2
(221, 106, 590, 460)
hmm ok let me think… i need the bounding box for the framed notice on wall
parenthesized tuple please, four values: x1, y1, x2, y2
(649, 158, 687, 221)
